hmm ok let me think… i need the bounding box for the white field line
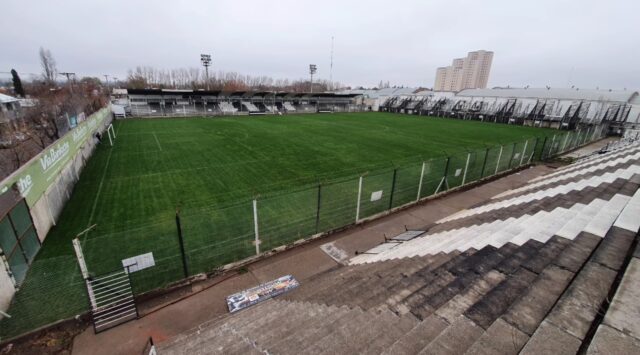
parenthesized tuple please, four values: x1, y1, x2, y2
(152, 132, 163, 151)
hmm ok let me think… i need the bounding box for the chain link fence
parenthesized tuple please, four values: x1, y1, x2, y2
(0, 124, 608, 341)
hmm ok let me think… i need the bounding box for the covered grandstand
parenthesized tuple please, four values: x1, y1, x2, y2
(380, 88, 640, 131)
(121, 89, 362, 117)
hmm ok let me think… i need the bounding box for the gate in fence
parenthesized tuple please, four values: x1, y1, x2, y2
(88, 268, 138, 333)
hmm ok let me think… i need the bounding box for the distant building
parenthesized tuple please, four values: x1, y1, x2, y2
(434, 50, 493, 92)
(0, 93, 20, 123)
(379, 87, 640, 131)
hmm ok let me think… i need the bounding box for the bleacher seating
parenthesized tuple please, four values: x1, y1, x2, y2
(159, 140, 640, 354)
(129, 104, 155, 116)
(264, 105, 278, 113)
(219, 102, 238, 114)
(283, 102, 296, 111)
(295, 103, 315, 112)
(241, 101, 260, 112)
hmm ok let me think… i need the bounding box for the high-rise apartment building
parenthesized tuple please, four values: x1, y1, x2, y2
(434, 50, 493, 92)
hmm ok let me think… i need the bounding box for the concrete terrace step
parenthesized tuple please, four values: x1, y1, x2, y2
(429, 179, 625, 237)
(158, 143, 640, 355)
(529, 143, 640, 183)
(438, 165, 640, 223)
(494, 151, 640, 199)
(355, 186, 632, 265)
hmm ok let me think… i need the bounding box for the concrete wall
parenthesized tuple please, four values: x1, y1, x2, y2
(0, 108, 112, 314)
(31, 119, 109, 241)
(0, 256, 15, 319)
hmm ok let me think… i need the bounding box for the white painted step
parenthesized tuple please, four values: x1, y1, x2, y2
(613, 189, 640, 233)
(438, 165, 640, 223)
(530, 144, 640, 183)
(583, 194, 632, 237)
(556, 199, 608, 240)
(495, 151, 640, 199)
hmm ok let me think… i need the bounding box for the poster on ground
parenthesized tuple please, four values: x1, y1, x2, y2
(226, 275, 299, 313)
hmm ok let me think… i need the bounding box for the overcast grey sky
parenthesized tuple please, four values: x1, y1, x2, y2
(2, 0, 639, 89)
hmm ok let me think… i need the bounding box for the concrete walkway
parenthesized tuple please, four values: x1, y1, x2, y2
(71, 164, 553, 355)
(563, 137, 619, 159)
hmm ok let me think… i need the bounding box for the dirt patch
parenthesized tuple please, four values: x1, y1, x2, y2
(0, 317, 89, 355)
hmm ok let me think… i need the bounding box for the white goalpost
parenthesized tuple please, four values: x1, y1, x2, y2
(107, 123, 116, 146)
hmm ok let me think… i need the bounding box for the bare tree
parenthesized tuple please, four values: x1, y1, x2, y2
(124, 65, 345, 92)
(39, 47, 58, 86)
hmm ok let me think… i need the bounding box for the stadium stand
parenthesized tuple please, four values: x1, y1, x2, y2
(283, 102, 296, 112)
(158, 139, 640, 354)
(219, 102, 238, 114)
(120, 89, 360, 117)
(295, 103, 315, 113)
(241, 101, 260, 112)
(377, 88, 640, 133)
(264, 104, 278, 113)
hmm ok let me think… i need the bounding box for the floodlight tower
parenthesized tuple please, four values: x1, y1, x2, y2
(309, 64, 317, 93)
(201, 54, 212, 90)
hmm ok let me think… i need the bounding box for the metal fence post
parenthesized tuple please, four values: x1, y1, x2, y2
(355, 176, 363, 222)
(538, 136, 548, 160)
(508, 142, 517, 169)
(461, 152, 471, 185)
(480, 148, 489, 178)
(495, 145, 503, 175)
(416, 161, 426, 201)
(389, 168, 398, 209)
(549, 134, 556, 157)
(435, 157, 451, 194)
(253, 199, 260, 255)
(529, 137, 540, 163)
(315, 184, 322, 233)
(175, 211, 189, 278)
(561, 132, 570, 152)
(519, 139, 528, 165)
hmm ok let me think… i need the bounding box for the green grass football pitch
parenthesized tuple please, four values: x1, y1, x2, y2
(1, 112, 558, 338)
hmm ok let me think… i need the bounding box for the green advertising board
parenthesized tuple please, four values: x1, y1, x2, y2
(0, 108, 111, 207)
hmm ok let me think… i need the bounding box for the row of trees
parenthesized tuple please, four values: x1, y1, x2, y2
(126, 66, 344, 92)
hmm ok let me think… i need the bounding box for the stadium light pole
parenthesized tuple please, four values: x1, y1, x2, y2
(309, 64, 317, 93)
(59, 72, 75, 94)
(201, 54, 212, 90)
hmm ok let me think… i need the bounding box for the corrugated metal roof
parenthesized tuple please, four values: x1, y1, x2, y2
(337, 87, 418, 99)
(0, 93, 19, 104)
(457, 88, 638, 103)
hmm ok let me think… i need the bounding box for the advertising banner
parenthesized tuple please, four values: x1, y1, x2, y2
(226, 275, 299, 313)
(0, 108, 111, 206)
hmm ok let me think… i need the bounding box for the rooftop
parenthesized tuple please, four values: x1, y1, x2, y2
(0, 93, 18, 104)
(458, 87, 640, 103)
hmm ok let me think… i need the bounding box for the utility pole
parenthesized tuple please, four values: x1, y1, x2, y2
(309, 64, 317, 93)
(201, 54, 212, 90)
(59, 72, 75, 94)
(329, 36, 334, 89)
